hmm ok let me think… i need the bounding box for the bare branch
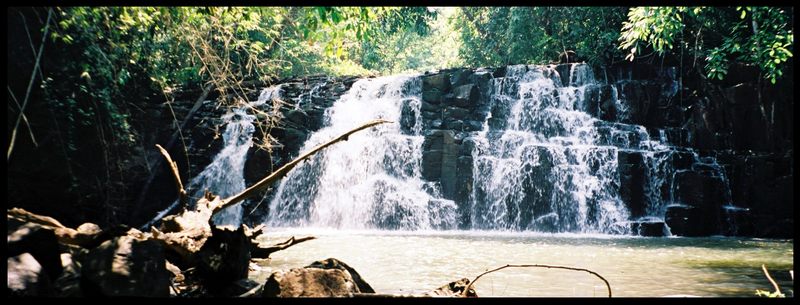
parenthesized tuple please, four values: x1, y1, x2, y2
(8, 8, 52, 160)
(213, 119, 392, 216)
(251, 236, 316, 259)
(462, 264, 612, 297)
(761, 264, 782, 295)
(156, 144, 188, 208)
(7, 86, 37, 147)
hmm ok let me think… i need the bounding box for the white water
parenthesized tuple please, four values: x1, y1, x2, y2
(470, 64, 631, 233)
(266, 75, 457, 229)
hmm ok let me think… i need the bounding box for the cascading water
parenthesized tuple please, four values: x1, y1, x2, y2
(144, 88, 275, 229)
(266, 75, 457, 230)
(469, 65, 631, 233)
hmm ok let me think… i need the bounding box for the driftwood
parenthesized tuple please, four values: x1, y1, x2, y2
(461, 264, 612, 297)
(145, 119, 390, 290)
(7, 208, 128, 249)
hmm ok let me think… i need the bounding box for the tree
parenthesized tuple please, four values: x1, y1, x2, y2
(619, 7, 794, 84)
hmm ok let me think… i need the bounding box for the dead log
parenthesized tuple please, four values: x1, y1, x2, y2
(8, 208, 130, 249)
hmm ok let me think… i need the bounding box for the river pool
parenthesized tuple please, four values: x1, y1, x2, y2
(252, 229, 793, 297)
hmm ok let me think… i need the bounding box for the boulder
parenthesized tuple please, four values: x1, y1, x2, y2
(81, 235, 170, 297)
(306, 258, 374, 293)
(7, 219, 63, 281)
(262, 267, 360, 297)
(8, 253, 55, 296)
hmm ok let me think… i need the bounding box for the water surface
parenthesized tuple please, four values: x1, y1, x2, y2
(253, 229, 793, 297)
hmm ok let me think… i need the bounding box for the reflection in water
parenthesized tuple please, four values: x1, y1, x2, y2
(253, 229, 793, 297)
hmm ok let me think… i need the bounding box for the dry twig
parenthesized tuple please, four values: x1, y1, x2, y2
(462, 264, 612, 297)
(156, 144, 188, 208)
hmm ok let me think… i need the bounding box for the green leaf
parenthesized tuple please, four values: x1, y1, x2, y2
(740, 10, 746, 19)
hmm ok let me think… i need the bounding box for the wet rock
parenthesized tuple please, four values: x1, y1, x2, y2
(306, 258, 374, 293)
(444, 106, 470, 120)
(450, 69, 472, 87)
(450, 84, 479, 108)
(81, 236, 170, 297)
(8, 253, 55, 296)
(400, 98, 418, 134)
(554, 64, 572, 87)
(721, 207, 755, 237)
(283, 109, 309, 127)
(618, 151, 647, 219)
(262, 268, 359, 297)
(631, 221, 667, 237)
(422, 88, 444, 104)
(422, 73, 451, 92)
(444, 119, 465, 131)
(664, 205, 704, 237)
(7, 219, 63, 281)
(420, 100, 439, 112)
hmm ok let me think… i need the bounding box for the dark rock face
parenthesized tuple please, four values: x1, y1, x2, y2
(665, 205, 704, 237)
(618, 151, 647, 219)
(631, 221, 668, 237)
(81, 236, 170, 297)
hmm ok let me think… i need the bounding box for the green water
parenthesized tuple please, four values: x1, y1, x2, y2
(253, 229, 793, 297)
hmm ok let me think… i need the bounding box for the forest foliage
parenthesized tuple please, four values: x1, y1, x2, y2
(6, 6, 793, 227)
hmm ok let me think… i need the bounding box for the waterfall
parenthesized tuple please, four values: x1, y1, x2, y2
(266, 75, 457, 230)
(469, 65, 630, 233)
(143, 88, 275, 229)
(261, 64, 736, 235)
